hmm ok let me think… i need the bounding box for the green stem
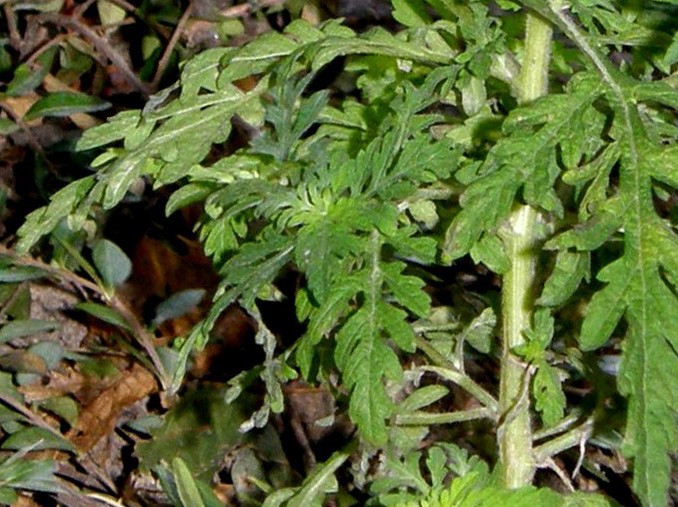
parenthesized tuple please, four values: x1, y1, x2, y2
(416, 338, 498, 415)
(395, 407, 492, 426)
(533, 418, 594, 463)
(497, 13, 553, 488)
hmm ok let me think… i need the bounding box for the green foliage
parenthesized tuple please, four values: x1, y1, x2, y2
(373, 443, 609, 506)
(8, 0, 678, 505)
(0, 450, 62, 504)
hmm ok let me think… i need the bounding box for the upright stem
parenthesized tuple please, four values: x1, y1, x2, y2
(498, 12, 552, 488)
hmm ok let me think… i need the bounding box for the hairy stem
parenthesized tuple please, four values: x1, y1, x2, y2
(497, 12, 552, 488)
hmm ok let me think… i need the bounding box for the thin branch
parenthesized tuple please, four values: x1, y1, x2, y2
(532, 410, 582, 441)
(0, 390, 65, 438)
(39, 13, 149, 97)
(416, 336, 499, 416)
(0, 101, 47, 158)
(73, 0, 97, 20)
(218, 0, 285, 18)
(3, 2, 21, 50)
(150, 1, 193, 91)
(540, 457, 575, 492)
(533, 417, 594, 463)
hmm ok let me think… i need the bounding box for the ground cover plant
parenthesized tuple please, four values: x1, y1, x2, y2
(1, 0, 677, 505)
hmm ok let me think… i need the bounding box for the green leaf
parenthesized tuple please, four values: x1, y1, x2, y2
(75, 302, 131, 331)
(332, 233, 415, 444)
(396, 385, 449, 413)
(0, 118, 19, 135)
(1, 427, 74, 452)
(0, 266, 49, 282)
(392, 0, 433, 27)
(6, 47, 58, 96)
(284, 448, 350, 507)
(166, 183, 215, 216)
(0, 452, 62, 495)
(381, 261, 430, 318)
(152, 289, 206, 326)
(39, 396, 79, 426)
(18, 82, 265, 251)
(0, 320, 61, 343)
(538, 251, 590, 307)
(92, 238, 132, 287)
(24, 92, 111, 120)
(470, 234, 509, 274)
(533, 361, 566, 427)
(76, 110, 141, 151)
(443, 75, 601, 260)
(172, 457, 205, 507)
(460, 308, 496, 354)
(16, 176, 96, 253)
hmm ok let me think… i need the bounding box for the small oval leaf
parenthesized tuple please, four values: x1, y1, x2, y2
(0, 320, 61, 343)
(24, 92, 111, 120)
(152, 289, 206, 326)
(92, 239, 132, 287)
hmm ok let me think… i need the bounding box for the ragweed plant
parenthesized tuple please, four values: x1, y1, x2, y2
(11, 0, 678, 505)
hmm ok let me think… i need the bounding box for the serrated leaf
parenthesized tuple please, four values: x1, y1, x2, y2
(335, 306, 400, 444)
(568, 78, 678, 504)
(392, 0, 433, 27)
(533, 361, 566, 427)
(538, 250, 590, 307)
(443, 77, 600, 260)
(382, 261, 430, 318)
(545, 197, 624, 252)
(76, 110, 141, 151)
(24, 92, 110, 120)
(16, 176, 96, 253)
(461, 308, 496, 354)
(19, 84, 264, 250)
(332, 234, 417, 444)
(204, 237, 294, 332)
(92, 238, 132, 287)
(297, 277, 360, 377)
(166, 183, 214, 216)
(470, 234, 509, 274)
(295, 219, 354, 305)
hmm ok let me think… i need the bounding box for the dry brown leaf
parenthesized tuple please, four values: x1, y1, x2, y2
(12, 494, 42, 507)
(67, 363, 157, 451)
